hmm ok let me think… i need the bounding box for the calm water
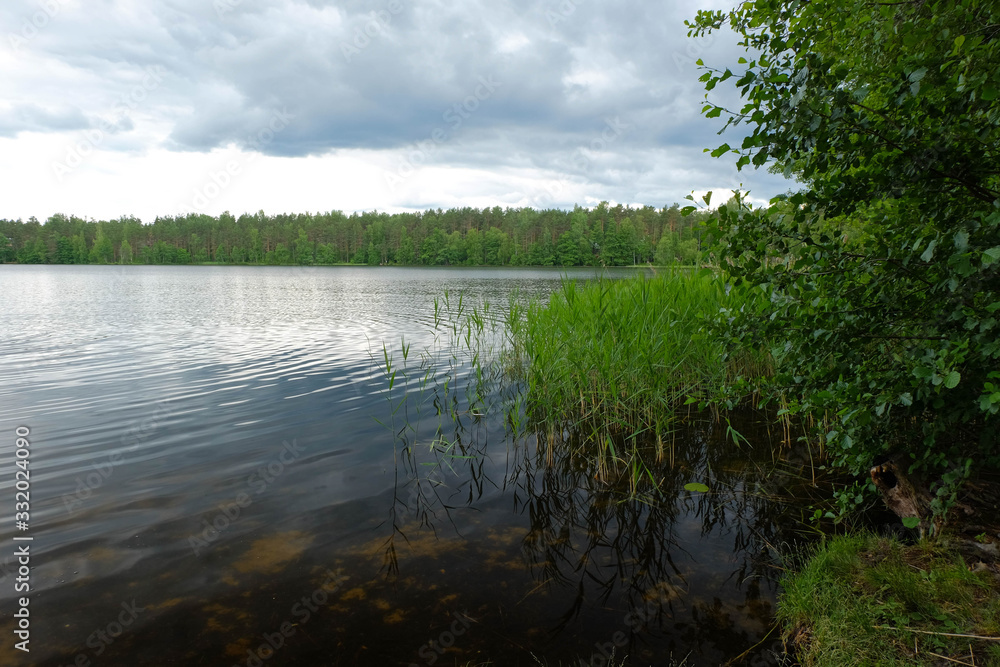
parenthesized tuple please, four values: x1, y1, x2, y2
(0, 265, 809, 666)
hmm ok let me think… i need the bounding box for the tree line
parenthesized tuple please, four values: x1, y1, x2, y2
(0, 203, 708, 267)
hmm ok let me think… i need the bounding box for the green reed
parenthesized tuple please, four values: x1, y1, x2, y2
(504, 270, 770, 456)
(373, 270, 775, 503)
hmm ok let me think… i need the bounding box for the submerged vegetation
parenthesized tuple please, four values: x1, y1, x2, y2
(371, 273, 830, 664)
(372, 0, 1000, 660)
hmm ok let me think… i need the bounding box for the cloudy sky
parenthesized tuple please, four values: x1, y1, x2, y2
(0, 0, 791, 223)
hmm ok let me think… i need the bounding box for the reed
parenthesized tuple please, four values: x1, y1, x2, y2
(373, 270, 778, 503)
(504, 270, 771, 454)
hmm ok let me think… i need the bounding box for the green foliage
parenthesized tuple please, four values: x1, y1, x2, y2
(689, 0, 1000, 516)
(119, 238, 133, 264)
(16, 239, 46, 264)
(0, 234, 13, 263)
(315, 242, 338, 265)
(506, 271, 771, 460)
(270, 242, 291, 265)
(0, 204, 711, 268)
(55, 235, 76, 264)
(779, 534, 1000, 666)
(294, 228, 313, 265)
(89, 228, 114, 264)
(654, 231, 700, 266)
(140, 240, 190, 264)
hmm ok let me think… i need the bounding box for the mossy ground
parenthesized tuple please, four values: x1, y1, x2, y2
(779, 532, 1000, 666)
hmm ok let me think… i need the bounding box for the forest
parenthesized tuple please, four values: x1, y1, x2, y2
(0, 202, 708, 267)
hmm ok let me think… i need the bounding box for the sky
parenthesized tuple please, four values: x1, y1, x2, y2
(0, 0, 792, 223)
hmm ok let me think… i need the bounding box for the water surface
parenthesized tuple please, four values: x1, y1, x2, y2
(0, 265, 807, 666)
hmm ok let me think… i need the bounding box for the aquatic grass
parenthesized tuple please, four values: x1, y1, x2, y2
(373, 270, 780, 501)
(504, 270, 771, 464)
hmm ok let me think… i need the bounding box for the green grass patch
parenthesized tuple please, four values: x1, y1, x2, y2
(779, 533, 1000, 666)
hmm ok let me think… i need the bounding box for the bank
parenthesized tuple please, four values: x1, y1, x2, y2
(778, 478, 1000, 666)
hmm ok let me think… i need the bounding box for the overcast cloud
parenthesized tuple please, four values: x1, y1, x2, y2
(0, 0, 792, 221)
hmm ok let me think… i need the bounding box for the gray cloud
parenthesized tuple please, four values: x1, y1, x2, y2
(4, 0, 792, 208)
(0, 103, 92, 136)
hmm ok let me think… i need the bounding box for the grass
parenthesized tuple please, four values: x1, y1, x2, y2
(502, 270, 771, 486)
(507, 270, 768, 432)
(778, 533, 1000, 666)
(370, 269, 778, 500)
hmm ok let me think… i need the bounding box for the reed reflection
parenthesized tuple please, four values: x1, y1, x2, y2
(375, 314, 826, 663)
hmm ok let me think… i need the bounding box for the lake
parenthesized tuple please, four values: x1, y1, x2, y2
(0, 265, 812, 666)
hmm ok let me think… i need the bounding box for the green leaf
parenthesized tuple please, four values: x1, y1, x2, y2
(902, 517, 921, 529)
(710, 143, 731, 158)
(684, 482, 710, 493)
(944, 370, 961, 389)
(920, 239, 937, 262)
